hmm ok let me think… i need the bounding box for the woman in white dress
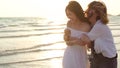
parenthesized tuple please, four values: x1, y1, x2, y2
(63, 1, 91, 68)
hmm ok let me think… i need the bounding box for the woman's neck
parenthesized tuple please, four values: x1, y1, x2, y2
(71, 19, 82, 24)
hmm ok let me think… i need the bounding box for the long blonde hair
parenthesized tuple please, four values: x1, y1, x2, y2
(88, 1, 109, 24)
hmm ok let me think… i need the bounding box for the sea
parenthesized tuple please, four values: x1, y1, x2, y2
(0, 16, 120, 68)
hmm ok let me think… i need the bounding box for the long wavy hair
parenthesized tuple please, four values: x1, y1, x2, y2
(65, 1, 88, 22)
(88, 1, 109, 24)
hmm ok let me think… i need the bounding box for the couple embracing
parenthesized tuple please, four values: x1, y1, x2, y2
(63, 1, 117, 68)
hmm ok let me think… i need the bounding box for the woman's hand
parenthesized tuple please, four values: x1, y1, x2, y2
(64, 28, 71, 35)
(81, 34, 91, 44)
(80, 34, 96, 52)
(64, 29, 71, 41)
(67, 37, 86, 46)
(63, 29, 87, 46)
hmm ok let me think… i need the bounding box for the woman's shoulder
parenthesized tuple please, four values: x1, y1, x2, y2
(83, 22, 91, 32)
(67, 20, 72, 27)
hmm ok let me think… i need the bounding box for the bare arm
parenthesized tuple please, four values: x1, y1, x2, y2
(80, 34, 92, 48)
(63, 28, 73, 45)
(64, 29, 71, 41)
(65, 37, 86, 46)
(63, 20, 88, 46)
(81, 34, 91, 43)
(64, 29, 86, 46)
(63, 28, 86, 46)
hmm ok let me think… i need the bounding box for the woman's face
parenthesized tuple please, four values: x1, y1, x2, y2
(66, 9, 77, 21)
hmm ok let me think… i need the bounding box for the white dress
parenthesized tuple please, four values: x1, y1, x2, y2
(63, 27, 88, 68)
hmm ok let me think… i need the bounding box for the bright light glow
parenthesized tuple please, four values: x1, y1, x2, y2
(0, 0, 119, 18)
(0, 0, 69, 19)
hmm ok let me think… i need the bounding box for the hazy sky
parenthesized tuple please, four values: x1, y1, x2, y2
(0, 0, 120, 18)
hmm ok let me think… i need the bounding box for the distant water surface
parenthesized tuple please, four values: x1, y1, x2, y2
(0, 16, 120, 68)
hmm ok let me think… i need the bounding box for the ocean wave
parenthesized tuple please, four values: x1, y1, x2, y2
(0, 32, 63, 38)
(0, 56, 62, 65)
(0, 41, 64, 57)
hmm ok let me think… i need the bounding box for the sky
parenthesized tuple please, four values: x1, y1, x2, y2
(0, 0, 120, 18)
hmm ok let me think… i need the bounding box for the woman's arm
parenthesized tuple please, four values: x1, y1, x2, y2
(66, 37, 86, 46)
(80, 34, 93, 51)
(63, 29, 86, 46)
(80, 34, 91, 44)
(64, 28, 71, 41)
(63, 28, 73, 46)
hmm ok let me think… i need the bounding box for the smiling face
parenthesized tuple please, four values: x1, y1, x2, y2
(66, 9, 78, 21)
(65, 1, 87, 22)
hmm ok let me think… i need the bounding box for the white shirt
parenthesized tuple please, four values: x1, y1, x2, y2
(87, 20, 117, 58)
